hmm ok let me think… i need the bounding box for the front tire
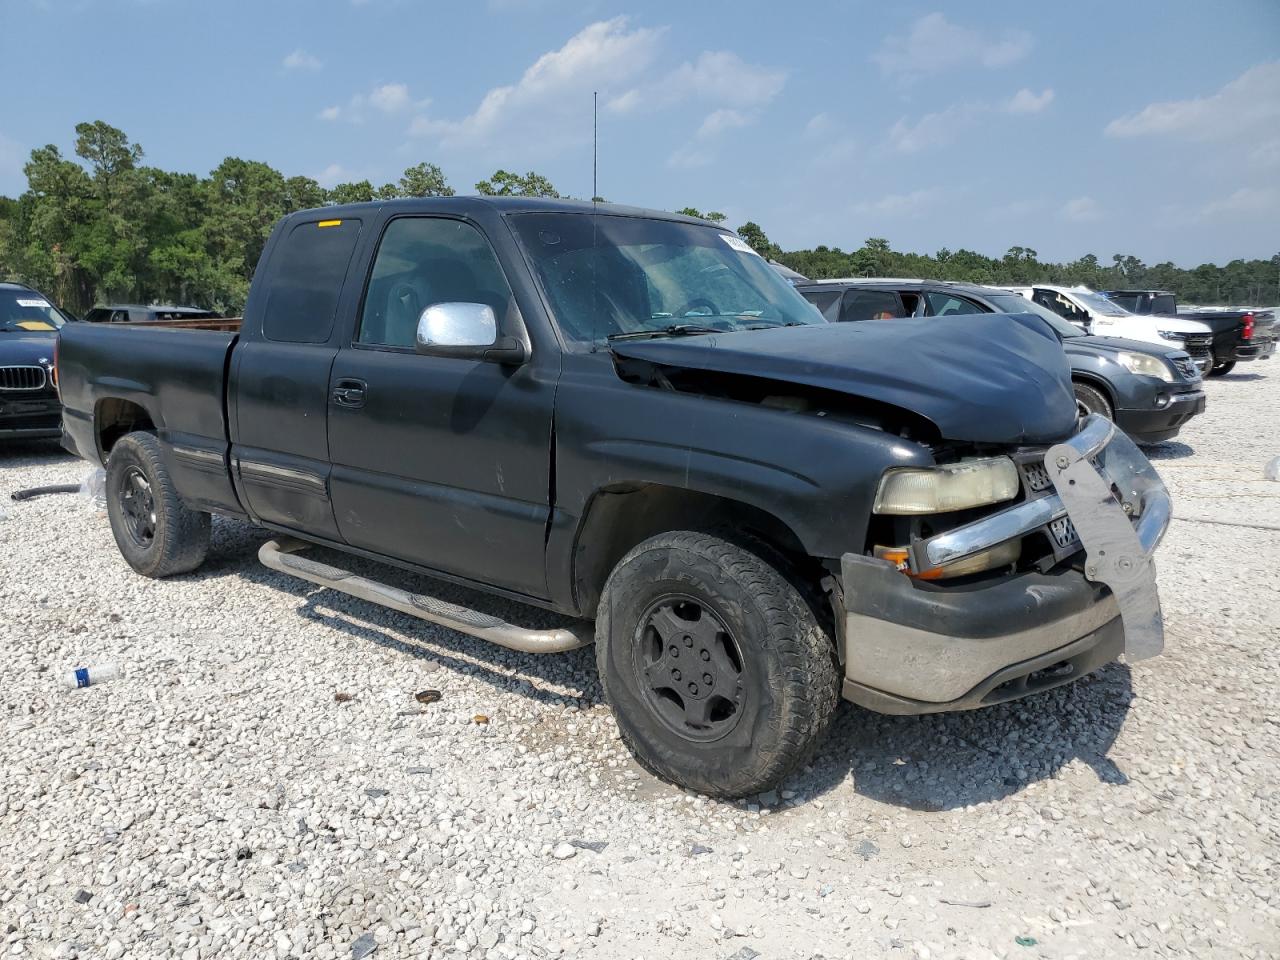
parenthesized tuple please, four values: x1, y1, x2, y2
(596, 531, 839, 798)
(1209, 359, 1236, 377)
(1073, 381, 1113, 421)
(105, 432, 211, 578)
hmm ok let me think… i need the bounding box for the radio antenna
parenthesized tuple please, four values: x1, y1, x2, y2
(592, 90, 598, 202)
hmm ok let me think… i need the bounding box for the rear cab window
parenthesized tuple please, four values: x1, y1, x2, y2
(263, 218, 363, 343)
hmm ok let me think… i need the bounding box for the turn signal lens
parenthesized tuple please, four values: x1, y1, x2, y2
(873, 457, 1020, 515)
(876, 540, 1022, 580)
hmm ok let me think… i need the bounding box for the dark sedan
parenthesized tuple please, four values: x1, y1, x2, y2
(795, 279, 1206, 444)
(0, 282, 68, 442)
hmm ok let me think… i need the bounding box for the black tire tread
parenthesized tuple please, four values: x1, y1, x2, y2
(1072, 381, 1113, 420)
(596, 530, 839, 798)
(106, 432, 210, 578)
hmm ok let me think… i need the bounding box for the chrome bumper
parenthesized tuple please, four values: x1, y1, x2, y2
(840, 415, 1171, 711)
(910, 415, 1169, 660)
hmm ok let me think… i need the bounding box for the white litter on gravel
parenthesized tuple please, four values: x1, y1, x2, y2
(1, 369, 1277, 959)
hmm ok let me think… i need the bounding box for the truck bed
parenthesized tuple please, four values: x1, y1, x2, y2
(57, 320, 243, 515)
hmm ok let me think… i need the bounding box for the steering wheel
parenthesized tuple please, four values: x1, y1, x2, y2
(673, 297, 721, 320)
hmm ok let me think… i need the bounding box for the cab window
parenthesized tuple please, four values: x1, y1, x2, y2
(801, 289, 842, 322)
(357, 217, 514, 349)
(262, 218, 363, 344)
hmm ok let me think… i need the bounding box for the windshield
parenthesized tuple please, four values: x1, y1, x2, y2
(0, 289, 67, 332)
(985, 292, 1082, 338)
(509, 213, 824, 345)
(1073, 290, 1131, 318)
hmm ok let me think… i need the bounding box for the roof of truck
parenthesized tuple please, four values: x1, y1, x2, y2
(290, 196, 714, 226)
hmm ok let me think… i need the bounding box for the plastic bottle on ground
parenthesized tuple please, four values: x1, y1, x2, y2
(64, 664, 120, 690)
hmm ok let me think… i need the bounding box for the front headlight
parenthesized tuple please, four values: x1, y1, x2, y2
(873, 457, 1020, 515)
(1115, 350, 1175, 382)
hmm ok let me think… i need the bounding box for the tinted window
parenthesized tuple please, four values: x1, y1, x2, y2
(985, 293, 1082, 338)
(263, 218, 362, 343)
(0, 289, 66, 331)
(801, 289, 843, 322)
(83, 308, 110, 323)
(925, 292, 982, 317)
(1150, 294, 1177, 314)
(357, 217, 514, 348)
(1107, 293, 1141, 312)
(840, 289, 905, 322)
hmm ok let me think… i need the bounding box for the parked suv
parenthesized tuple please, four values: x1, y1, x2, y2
(795, 280, 1206, 444)
(1006, 285, 1215, 374)
(0, 282, 69, 441)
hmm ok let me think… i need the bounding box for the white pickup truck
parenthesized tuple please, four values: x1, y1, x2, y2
(1006, 285, 1215, 373)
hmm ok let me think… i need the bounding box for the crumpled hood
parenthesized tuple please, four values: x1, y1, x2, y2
(610, 314, 1078, 444)
(0, 331, 58, 366)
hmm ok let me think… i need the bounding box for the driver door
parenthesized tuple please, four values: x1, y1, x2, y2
(325, 215, 556, 599)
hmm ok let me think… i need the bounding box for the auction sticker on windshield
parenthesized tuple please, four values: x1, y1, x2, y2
(17, 299, 51, 308)
(719, 234, 760, 256)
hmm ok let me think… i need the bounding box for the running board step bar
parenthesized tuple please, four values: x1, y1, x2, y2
(258, 538, 593, 653)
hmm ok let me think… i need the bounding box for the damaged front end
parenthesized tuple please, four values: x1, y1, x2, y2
(840, 414, 1170, 714)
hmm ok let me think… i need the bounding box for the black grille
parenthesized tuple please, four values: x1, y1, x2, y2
(1182, 333, 1213, 349)
(0, 366, 47, 391)
(1022, 460, 1053, 492)
(1173, 356, 1200, 379)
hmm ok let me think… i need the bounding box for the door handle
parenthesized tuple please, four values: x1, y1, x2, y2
(331, 379, 366, 408)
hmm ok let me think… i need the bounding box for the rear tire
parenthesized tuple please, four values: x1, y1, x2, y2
(595, 530, 839, 798)
(1073, 381, 1113, 420)
(105, 432, 210, 578)
(1209, 360, 1236, 377)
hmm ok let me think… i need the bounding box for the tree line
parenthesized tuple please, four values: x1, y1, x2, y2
(2, 122, 1277, 315)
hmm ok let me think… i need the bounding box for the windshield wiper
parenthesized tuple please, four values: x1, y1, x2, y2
(607, 324, 722, 342)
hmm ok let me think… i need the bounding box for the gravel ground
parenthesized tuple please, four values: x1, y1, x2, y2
(2, 368, 1277, 960)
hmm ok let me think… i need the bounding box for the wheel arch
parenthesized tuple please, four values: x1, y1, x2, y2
(570, 482, 821, 617)
(1070, 373, 1116, 412)
(94, 398, 160, 461)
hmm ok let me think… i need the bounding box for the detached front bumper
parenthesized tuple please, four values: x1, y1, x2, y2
(840, 415, 1170, 714)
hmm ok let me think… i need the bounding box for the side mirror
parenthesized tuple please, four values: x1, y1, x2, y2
(414, 302, 527, 364)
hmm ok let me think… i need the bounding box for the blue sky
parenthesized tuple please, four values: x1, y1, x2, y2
(3, 0, 1278, 265)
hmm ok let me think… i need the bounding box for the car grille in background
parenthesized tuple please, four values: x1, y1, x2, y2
(0, 366, 47, 391)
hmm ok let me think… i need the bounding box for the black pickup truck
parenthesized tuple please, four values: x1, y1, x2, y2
(57, 198, 1173, 797)
(1103, 289, 1276, 376)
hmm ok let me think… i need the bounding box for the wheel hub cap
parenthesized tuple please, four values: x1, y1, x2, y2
(636, 596, 745, 741)
(120, 466, 157, 547)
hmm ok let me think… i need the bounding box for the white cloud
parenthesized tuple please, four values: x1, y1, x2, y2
(854, 188, 944, 219)
(321, 82, 424, 123)
(283, 48, 322, 71)
(1005, 87, 1054, 114)
(1106, 62, 1280, 141)
(874, 13, 1032, 80)
(368, 83, 411, 114)
(666, 146, 713, 169)
(1201, 186, 1280, 220)
(1060, 196, 1102, 222)
(888, 103, 984, 154)
(410, 17, 665, 147)
(697, 108, 751, 139)
(888, 87, 1053, 153)
(315, 164, 354, 187)
(607, 49, 785, 116)
(804, 113, 834, 138)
